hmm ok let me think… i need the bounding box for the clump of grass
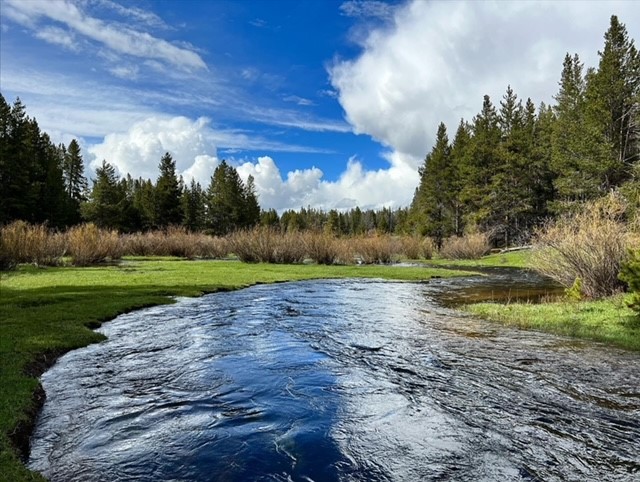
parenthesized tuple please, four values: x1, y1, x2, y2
(121, 228, 229, 259)
(440, 232, 491, 260)
(398, 235, 434, 260)
(303, 231, 341, 265)
(531, 192, 631, 299)
(0, 221, 66, 269)
(228, 227, 306, 263)
(67, 223, 122, 266)
(352, 235, 394, 264)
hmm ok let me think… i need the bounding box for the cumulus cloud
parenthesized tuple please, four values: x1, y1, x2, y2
(89, 116, 219, 181)
(87, 116, 417, 210)
(237, 156, 418, 211)
(330, 0, 640, 168)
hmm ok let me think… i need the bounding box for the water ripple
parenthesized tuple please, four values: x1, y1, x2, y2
(29, 277, 640, 481)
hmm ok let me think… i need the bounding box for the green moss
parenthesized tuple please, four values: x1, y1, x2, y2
(0, 258, 472, 481)
(465, 294, 639, 351)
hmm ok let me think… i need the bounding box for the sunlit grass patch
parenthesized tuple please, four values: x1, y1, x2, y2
(466, 294, 639, 351)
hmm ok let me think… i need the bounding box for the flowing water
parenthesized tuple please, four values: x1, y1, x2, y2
(29, 273, 640, 481)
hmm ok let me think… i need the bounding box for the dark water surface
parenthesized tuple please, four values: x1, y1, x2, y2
(29, 274, 640, 481)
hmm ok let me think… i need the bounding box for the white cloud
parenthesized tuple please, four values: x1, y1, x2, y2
(96, 0, 169, 30)
(237, 155, 417, 212)
(4, 0, 206, 72)
(330, 0, 640, 168)
(86, 116, 416, 210)
(339, 1, 396, 20)
(109, 65, 140, 80)
(34, 26, 79, 51)
(89, 116, 218, 181)
(87, 116, 338, 185)
(283, 95, 315, 106)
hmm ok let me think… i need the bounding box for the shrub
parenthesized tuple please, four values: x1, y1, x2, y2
(352, 236, 394, 264)
(398, 235, 434, 260)
(303, 231, 341, 265)
(440, 232, 491, 260)
(0, 221, 66, 268)
(531, 193, 630, 299)
(619, 249, 640, 315)
(67, 223, 122, 266)
(228, 227, 305, 264)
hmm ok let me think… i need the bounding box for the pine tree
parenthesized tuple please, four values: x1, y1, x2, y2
(242, 175, 261, 228)
(82, 161, 123, 229)
(585, 15, 639, 182)
(462, 95, 502, 230)
(182, 179, 206, 231)
(448, 119, 472, 236)
(206, 161, 247, 235)
(410, 122, 453, 247)
(551, 53, 610, 209)
(62, 139, 88, 225)
(155, 152, 183, 228)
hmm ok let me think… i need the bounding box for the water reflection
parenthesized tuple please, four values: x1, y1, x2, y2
(29, 277, 640, 481)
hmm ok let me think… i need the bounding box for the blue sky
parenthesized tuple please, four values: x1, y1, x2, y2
(1, 0, 638, 211)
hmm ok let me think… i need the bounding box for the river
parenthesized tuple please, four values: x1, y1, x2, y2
(28, 273, 640, 481)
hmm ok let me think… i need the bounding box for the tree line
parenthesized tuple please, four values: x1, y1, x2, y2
(1, 15, 637, 243)
(409, 15, 639, 247)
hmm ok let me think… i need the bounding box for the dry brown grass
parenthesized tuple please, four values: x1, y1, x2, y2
(351, 235, 394, 264)
(0, 221, 66, 268)
(531, 193, 632, 299)
(67, 223, 122, 266)
(439, 232, 491, 260)
(303, 231, 341, 265)
(122, 228, 228, 259)
(398, 235, 434, 260)
(228, 227, 306, 263)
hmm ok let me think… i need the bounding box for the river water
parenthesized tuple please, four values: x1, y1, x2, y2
(29, 273, 640, 481)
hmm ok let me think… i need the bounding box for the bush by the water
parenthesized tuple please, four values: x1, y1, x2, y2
(228, 227, 306, 263)
(439, 232, 491, 260)
(398, 235, 434, 260)
(620, 249, 640, 315)
(67, 223, 122, 266)
(122, 227, 228, 259)
(352, 235, 394, 264)
(532, 193, 631, 299)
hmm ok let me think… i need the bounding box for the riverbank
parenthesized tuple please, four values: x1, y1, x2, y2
(466, 295, 639, 351)
(0, 258, 471, 481)
(426, 251, 639, 352)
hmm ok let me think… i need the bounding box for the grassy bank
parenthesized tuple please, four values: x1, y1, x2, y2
(0, 258, 471, 481)
(422, 249, 532, 269)
(466, 295, 639, 351)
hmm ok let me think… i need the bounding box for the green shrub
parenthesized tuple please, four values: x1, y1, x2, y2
(620, 249, 640, 315)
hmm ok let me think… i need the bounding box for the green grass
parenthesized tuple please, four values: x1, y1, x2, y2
(422, 249, 532, 269)
(0, 258, 472, 481)
(466, 295, 639, 351)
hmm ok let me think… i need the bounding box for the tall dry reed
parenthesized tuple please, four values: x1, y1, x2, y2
(439, 232, 491, 260)
(398, 235, 434, 260)
(67, 223, 122, 266)
(122, 227, 229, 259)
(351, 235, 394, 264)
(228, 227, 306, 263)
(0, 221, 66, 268)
